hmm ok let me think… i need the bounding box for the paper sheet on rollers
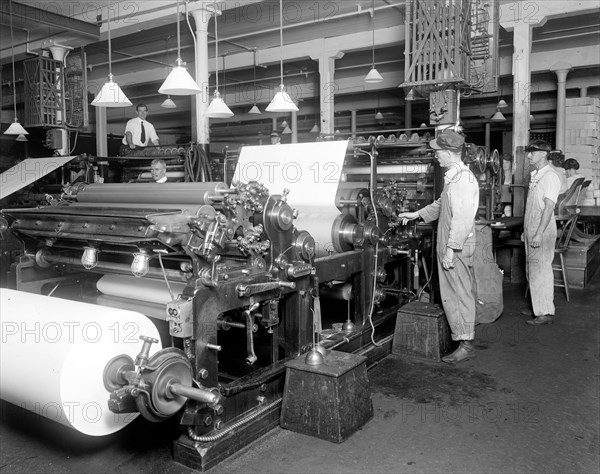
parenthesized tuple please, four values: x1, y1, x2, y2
(0, 156, 77, 200)
(0, 288, 162, 436)
(234, 141, 349, 255)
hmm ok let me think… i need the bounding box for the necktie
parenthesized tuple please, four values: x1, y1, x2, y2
(140, 121, 146, 144)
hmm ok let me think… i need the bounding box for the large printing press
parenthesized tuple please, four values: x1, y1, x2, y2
(0, 0, 503, 467)
(0, 134, 500, 470)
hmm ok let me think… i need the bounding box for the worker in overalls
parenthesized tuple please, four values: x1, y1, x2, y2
(523, 140, 561, 325)
(399, 129, 479, 363)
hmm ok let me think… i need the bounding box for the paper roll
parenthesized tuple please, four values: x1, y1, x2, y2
(97, 274, 187, 305)
(0, 289, 162, 436)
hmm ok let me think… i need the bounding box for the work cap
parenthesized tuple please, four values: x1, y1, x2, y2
(270, 131, 279, 137)
(429, 129, 465, 151)
(525, 140, 551, 152)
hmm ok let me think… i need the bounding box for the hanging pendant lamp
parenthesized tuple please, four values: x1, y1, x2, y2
(364, 0, 383, 84)
(161, 96, 177, 108)
(266, 0, 298, 112)
(206, 10, 233, 118)
(310, 123, 320, 133)
(4, 0, 29, 134)
(91, 6, 132, 107)
(248, 50, 262, 114)
(158, 0, 201, 95)
(248, 105, 261, 115)
(405, 88, 417, 101)
(490, 109, 506, 122)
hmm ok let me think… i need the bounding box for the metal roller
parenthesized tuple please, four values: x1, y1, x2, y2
(75, 182, 229, 205)
(344, 164, 430, 175)
(336, 187, 370, 218)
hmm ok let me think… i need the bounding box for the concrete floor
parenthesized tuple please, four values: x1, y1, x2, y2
(1, 279, 599, 474)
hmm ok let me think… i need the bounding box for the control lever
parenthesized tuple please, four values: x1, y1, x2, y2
(236, 280, 295, 297)
(244, 302, 260, 365)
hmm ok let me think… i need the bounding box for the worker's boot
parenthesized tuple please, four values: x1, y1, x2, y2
(441, 340, 475, 364)
(526, 314, 554, 326)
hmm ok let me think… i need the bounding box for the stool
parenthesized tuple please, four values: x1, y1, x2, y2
(392, 302, 454, 361)
(280, 350, 373, 443)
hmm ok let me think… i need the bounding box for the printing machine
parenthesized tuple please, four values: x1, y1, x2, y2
(1, 142, 424, 470)
(0, 126, 505, 469)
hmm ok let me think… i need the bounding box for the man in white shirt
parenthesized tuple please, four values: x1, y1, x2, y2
(398, 129, 480, 363)
(122, 104, 159, 150)
(523, 140, 561, 326)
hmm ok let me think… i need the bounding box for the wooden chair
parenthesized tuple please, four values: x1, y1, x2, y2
(571, 180, 596, 243)
(552, 213, 579, 302)
(555, 177, 585, 220)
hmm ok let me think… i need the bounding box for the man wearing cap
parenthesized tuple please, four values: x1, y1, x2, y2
(270, 131, 281, 145)
(523, 140, 561, 326)
(398, 129, 480, 363)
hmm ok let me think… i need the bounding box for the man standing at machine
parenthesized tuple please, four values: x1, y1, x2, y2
(122, 103, 160, 151)
(522, 140, 561, 326)
(398, 129, 479, 363)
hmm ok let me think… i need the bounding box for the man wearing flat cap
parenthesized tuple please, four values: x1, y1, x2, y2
(522, 139, 561, 326)
(270, 131, 281, 145)
(399, 129, 480, 363)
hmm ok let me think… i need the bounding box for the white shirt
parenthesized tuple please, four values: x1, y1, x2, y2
(529, 164, 561, 207)
(122, 117, 159, 146)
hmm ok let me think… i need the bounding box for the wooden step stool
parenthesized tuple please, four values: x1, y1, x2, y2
(280, 350, 373, 443)
(392, 301, 454, 361)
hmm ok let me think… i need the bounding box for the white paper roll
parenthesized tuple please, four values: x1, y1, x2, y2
(0, 289, 162, 436)
(97, 274, 187, 305)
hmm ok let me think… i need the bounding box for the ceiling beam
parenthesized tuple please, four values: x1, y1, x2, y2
(1, 1, 100, 39)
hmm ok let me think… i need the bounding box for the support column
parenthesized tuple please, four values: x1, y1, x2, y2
(511, 22, 532, 159)
(291, 111, 298, 143)
(502, 5, 546, 216)
(350, 110, 357, 139)
(95, 106, 107, 156)
(272, 118, 277, 132)
(550, 63, 572, 151)
(404, 101, 412, 130)
(484, 122, 491, 149)
(510, 21, 534, 217)
(190, 4, 213, 147)
(310, 51, 344, 137)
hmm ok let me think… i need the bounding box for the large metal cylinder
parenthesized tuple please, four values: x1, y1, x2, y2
(74, 182, 229, 205)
